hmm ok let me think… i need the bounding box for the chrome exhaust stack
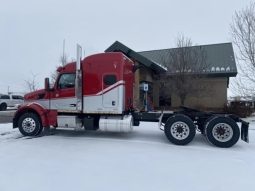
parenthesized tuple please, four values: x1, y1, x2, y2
(75, 44, 82, 112)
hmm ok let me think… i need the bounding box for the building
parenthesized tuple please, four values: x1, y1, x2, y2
(106, 41, 237, 110)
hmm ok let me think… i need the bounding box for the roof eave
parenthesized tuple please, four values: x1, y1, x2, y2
(164, 72, 237, 78)
(105, 41, 167, 73)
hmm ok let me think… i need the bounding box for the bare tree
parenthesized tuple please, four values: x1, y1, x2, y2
(51, 54, 68, 83)
(230, 2, 255, 96)
(161, 35, 208, 106)
(25, 73, 38, 92)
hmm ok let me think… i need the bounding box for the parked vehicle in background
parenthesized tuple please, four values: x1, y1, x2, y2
(226, 96, 255, 117)
(0, 94, 24, 111)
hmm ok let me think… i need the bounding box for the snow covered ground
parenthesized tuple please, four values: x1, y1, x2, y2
(0, 118, 255, 191)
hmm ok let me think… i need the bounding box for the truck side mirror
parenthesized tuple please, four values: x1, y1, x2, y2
(44, 78, 50, 91)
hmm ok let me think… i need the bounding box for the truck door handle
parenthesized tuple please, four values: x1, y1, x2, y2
(69, 104, 76, 107)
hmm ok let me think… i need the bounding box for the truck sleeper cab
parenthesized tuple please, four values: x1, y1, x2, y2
(13, 52, 134, 133)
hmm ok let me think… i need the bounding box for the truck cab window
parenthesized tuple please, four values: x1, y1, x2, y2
(104, 75, 117, 86)
(0, 95, 10, 99)
(58, 73, 76, 89)
(12, 95, 24, 100)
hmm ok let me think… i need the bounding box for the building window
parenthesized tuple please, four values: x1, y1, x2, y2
(159, 83, 171, 107)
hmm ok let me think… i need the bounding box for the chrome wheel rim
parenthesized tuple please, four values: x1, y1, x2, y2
(170, 122, 190, 140)
(212, 123, 233, 142)
(22, 117, 36, 133)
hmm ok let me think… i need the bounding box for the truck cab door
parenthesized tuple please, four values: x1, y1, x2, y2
(102, 74, 119, 109)
(51, 73, 77, 112)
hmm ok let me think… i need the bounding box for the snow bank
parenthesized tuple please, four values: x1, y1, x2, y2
(0, 120, 255, 191)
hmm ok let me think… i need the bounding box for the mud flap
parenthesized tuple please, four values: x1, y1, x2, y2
(241, 121, 249, 143)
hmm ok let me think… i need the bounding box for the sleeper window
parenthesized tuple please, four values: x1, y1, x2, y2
(104, 75, 117, 86)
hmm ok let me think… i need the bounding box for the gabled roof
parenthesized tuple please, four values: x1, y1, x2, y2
(139, 43, 237, 77)
(105, 41, 167, 73)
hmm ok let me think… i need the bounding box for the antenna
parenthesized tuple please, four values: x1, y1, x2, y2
(62, 39, 66, 66)
(63, 39, 65, 59)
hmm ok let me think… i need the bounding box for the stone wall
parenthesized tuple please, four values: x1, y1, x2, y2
(133, 66, 228, 110)
(170, 77, 228, 109)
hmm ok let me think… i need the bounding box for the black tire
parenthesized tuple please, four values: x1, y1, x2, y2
(164, 114, 196, 145)
(205, 116, 240, 148)
(0, 103, 7, 111)
(18, 112, 43, 136)
(35, 124, 44, 136)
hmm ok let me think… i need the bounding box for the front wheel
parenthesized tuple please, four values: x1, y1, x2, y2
(164, 114, 196, 145)
(18, 112, 43, 136)
(204, 116, 240, 148)
(0, 103, 7, 111)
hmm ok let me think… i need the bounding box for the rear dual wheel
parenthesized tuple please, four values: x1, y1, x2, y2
(204, 116, 240, 148)
(164, 114, 196, 145)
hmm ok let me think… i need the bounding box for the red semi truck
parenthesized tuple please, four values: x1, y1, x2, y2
(13, 46, 249, 148)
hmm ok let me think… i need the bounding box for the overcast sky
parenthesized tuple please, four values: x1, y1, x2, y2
(0, 0, 252, 94)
